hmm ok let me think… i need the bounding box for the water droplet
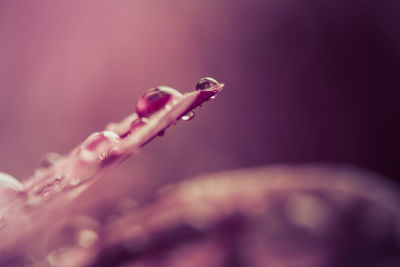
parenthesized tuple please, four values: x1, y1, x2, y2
(210, 95, 217, 100)
(79, 131, 120, 163)
(195, 77, 218, 91)
(0, 172, 23, 207)
(181, 111, 195, 121)
(136, 86, 182, 118)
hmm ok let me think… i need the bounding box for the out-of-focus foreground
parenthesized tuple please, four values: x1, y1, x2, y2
(1, 165, 400, 266)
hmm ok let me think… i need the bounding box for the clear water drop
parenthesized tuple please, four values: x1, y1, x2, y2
(79, 131, 120, 163)
(181, 111, 195, 121)
(136, 86, 182, 118)
(195, 77, 218, 91)
(0, 172, 23, 207)
(210, 95, 217, 100)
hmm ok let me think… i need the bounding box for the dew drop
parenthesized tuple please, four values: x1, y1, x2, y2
(181, 111, 195, 121)
(79, 131, 120, 163)
(136, 86, 182, 118)
(0, 172, 23, 207)
(210, 95, 217, 100)
(195, 77, 218, 91)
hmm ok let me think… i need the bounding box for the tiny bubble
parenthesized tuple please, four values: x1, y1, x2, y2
(181, 111, 195, 121)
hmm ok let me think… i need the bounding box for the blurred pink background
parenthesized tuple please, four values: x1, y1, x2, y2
(1, 0, 399, 192)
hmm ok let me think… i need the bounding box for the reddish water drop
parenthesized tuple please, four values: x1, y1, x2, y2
(136, 86, 182, 118)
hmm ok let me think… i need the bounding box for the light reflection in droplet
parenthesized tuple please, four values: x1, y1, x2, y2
(181, 111, 195, 121)
(195, 77, 218, 91)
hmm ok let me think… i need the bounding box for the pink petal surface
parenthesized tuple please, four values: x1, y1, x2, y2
(0, 81, 224, 258)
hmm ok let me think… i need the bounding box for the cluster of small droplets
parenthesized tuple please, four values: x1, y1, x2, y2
(135, 77, 219, 123)
(2, 77, 222, 206)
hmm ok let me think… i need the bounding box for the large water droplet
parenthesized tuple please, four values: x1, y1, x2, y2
(79, 131, 120, 163)
(181, 111, 195, 121)
(0, 172, 23, 207)
(136, 86, 182, 118)
(195, 77, 218, 91)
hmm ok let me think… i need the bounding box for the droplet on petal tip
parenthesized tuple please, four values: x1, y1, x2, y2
(136, 86, 182, 118)
(195, 77, 219, 91)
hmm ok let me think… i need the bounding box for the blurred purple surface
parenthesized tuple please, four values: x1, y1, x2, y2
(0, 0, 400, 189)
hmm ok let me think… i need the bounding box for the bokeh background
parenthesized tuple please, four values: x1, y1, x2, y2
(1, 0, 399, 196)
